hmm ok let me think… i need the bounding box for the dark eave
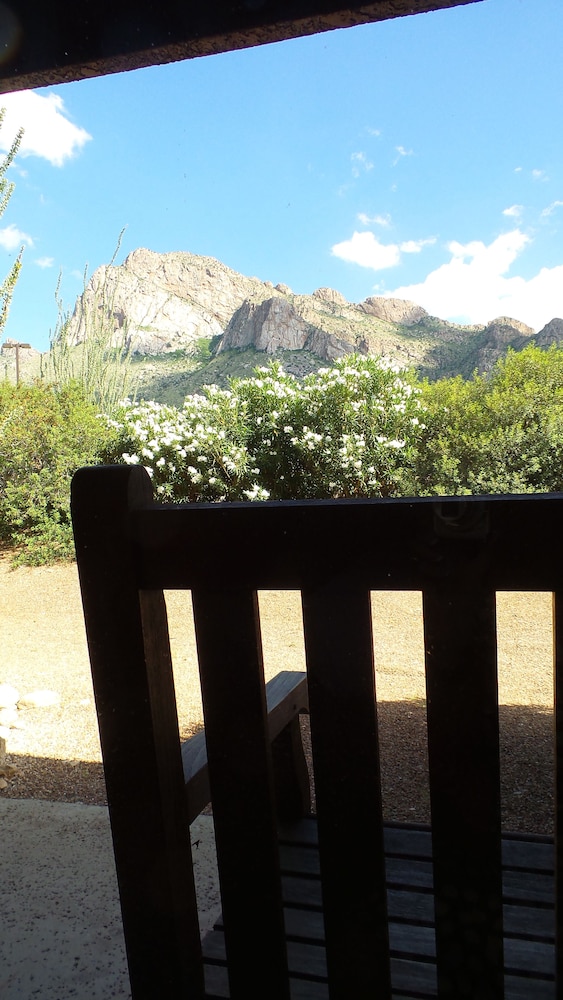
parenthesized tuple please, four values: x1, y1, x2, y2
(0, 0, 482, 94)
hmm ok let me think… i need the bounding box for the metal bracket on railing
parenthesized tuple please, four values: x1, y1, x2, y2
(432, 500, 489, 541)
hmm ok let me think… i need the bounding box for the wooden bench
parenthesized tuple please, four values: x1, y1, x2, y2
(71, 465, 563, 999)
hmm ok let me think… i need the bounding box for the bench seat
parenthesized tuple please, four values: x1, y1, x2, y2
(203, 819, 555, 999)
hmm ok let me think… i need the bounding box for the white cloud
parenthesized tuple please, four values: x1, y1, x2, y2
(332, 231, 401, 270)
(35, 256, 54, 268)
(503, 204, 523, 218)
(532, 168, 548, 181)
(0, 91, 91, 167)
(357, 212, 391, 227)
(365, 127, 381, 137)
(541, 200, 563, 218)
(331, 231, 435, 271)
(0, 224, 33, 250)
(385, 229, 563, 330)
(351, 151, 373, 177)
(393, 145, 414, 165)
(400, 237, 436, 254)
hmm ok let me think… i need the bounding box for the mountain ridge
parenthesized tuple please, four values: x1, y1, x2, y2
(49, 246, 563, 389)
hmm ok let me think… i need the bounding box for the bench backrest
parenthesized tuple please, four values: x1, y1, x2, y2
(71, 464, 563, 999)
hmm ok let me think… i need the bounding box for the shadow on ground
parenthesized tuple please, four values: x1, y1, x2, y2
(374, 700, 554, 835)
(2, 757, 107, 806)
(2, 702, 554, 835)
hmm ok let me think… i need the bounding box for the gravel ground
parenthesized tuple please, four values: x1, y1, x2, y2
(0, 554, 555, 834)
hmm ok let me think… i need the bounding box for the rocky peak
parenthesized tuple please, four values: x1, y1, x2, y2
(535, 318, 563, 348)
(358, 296, 428, 326)
(59, 246, 563, 381)
(66, 249, 284, 355)
(463, 316, 536, 377)
(312, 287, 348, 307)
(482, 316, 535, 346)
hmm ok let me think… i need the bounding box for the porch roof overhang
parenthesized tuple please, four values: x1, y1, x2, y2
(0, 0, 483, 93)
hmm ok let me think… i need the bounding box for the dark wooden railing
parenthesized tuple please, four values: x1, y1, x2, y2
(71, 465, 563, 999)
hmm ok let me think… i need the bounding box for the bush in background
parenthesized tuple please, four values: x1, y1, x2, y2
(0, 381, 116, 564)
(102, 355, 426, 501)
(416, 345, 563, 495)
(234, 356, 425, 499)
(6, 344, 563, 565)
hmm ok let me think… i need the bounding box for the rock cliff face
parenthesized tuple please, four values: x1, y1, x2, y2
(358, 296, 427, 326)
(67, 248, 278, 354)
(64, 246, 563, 378)
(220, 298, 312, 354)
(469, 317, 536, 375)
(219, 296, 357, 361)
(535, 318, 563, 348)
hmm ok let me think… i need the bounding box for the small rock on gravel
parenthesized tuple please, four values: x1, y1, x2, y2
(0, 707, 20, 728)
(18, 689, 60, 709)
(0, 683, 20, 708)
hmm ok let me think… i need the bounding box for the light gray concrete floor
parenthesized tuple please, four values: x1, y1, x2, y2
(0, 800, 220, 999)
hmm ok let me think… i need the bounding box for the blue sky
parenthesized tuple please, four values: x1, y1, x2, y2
(0, 0, 562, 353)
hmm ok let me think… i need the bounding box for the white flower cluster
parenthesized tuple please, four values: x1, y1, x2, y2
(105, 393, 257, 502)
(104, 354, 426, 503)
(233, 356, 425, 497)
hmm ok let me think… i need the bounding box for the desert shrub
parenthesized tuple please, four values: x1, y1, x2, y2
(233, 356, 425, 499)
(0, 381, 117, 564)
(417, 345, 563, 495)
(7, 343, 563, 567)
(41, 232, 137, 413)
(103, 354, 426, 501)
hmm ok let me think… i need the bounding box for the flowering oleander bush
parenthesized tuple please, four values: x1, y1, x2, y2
(102, 354, 426, 501)
(102, 391, 259, 501)
(234, 356, 425, 498)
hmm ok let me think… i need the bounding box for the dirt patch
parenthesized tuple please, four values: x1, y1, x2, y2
(0, 555, 555, 833)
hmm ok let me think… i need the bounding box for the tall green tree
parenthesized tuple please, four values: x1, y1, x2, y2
(416, 345, 563, 495)
(0, 108, 24, 334)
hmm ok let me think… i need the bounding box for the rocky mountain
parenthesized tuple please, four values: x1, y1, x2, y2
(535, 318, 563, 348)
(65, 247, 563, 381)
(66, 248, 271, 354)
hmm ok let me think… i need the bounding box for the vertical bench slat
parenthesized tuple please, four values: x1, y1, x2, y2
(553, 591, 563, 994)
(71, 465, 204, 1000)
(301, 583, 391, 1000)
(423, 582, 504, 1000)
(191, 586, 290, 1000)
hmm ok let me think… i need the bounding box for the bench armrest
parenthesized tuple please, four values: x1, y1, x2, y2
(182, 670, 308, 823)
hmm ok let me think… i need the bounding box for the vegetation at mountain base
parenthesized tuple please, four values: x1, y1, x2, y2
(132, 345, 332, 407)
(41, 232, 138, 412)
(416, 345, 563, 496)
(0, 380, 115, 564)
(3, 344, 563, 565)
